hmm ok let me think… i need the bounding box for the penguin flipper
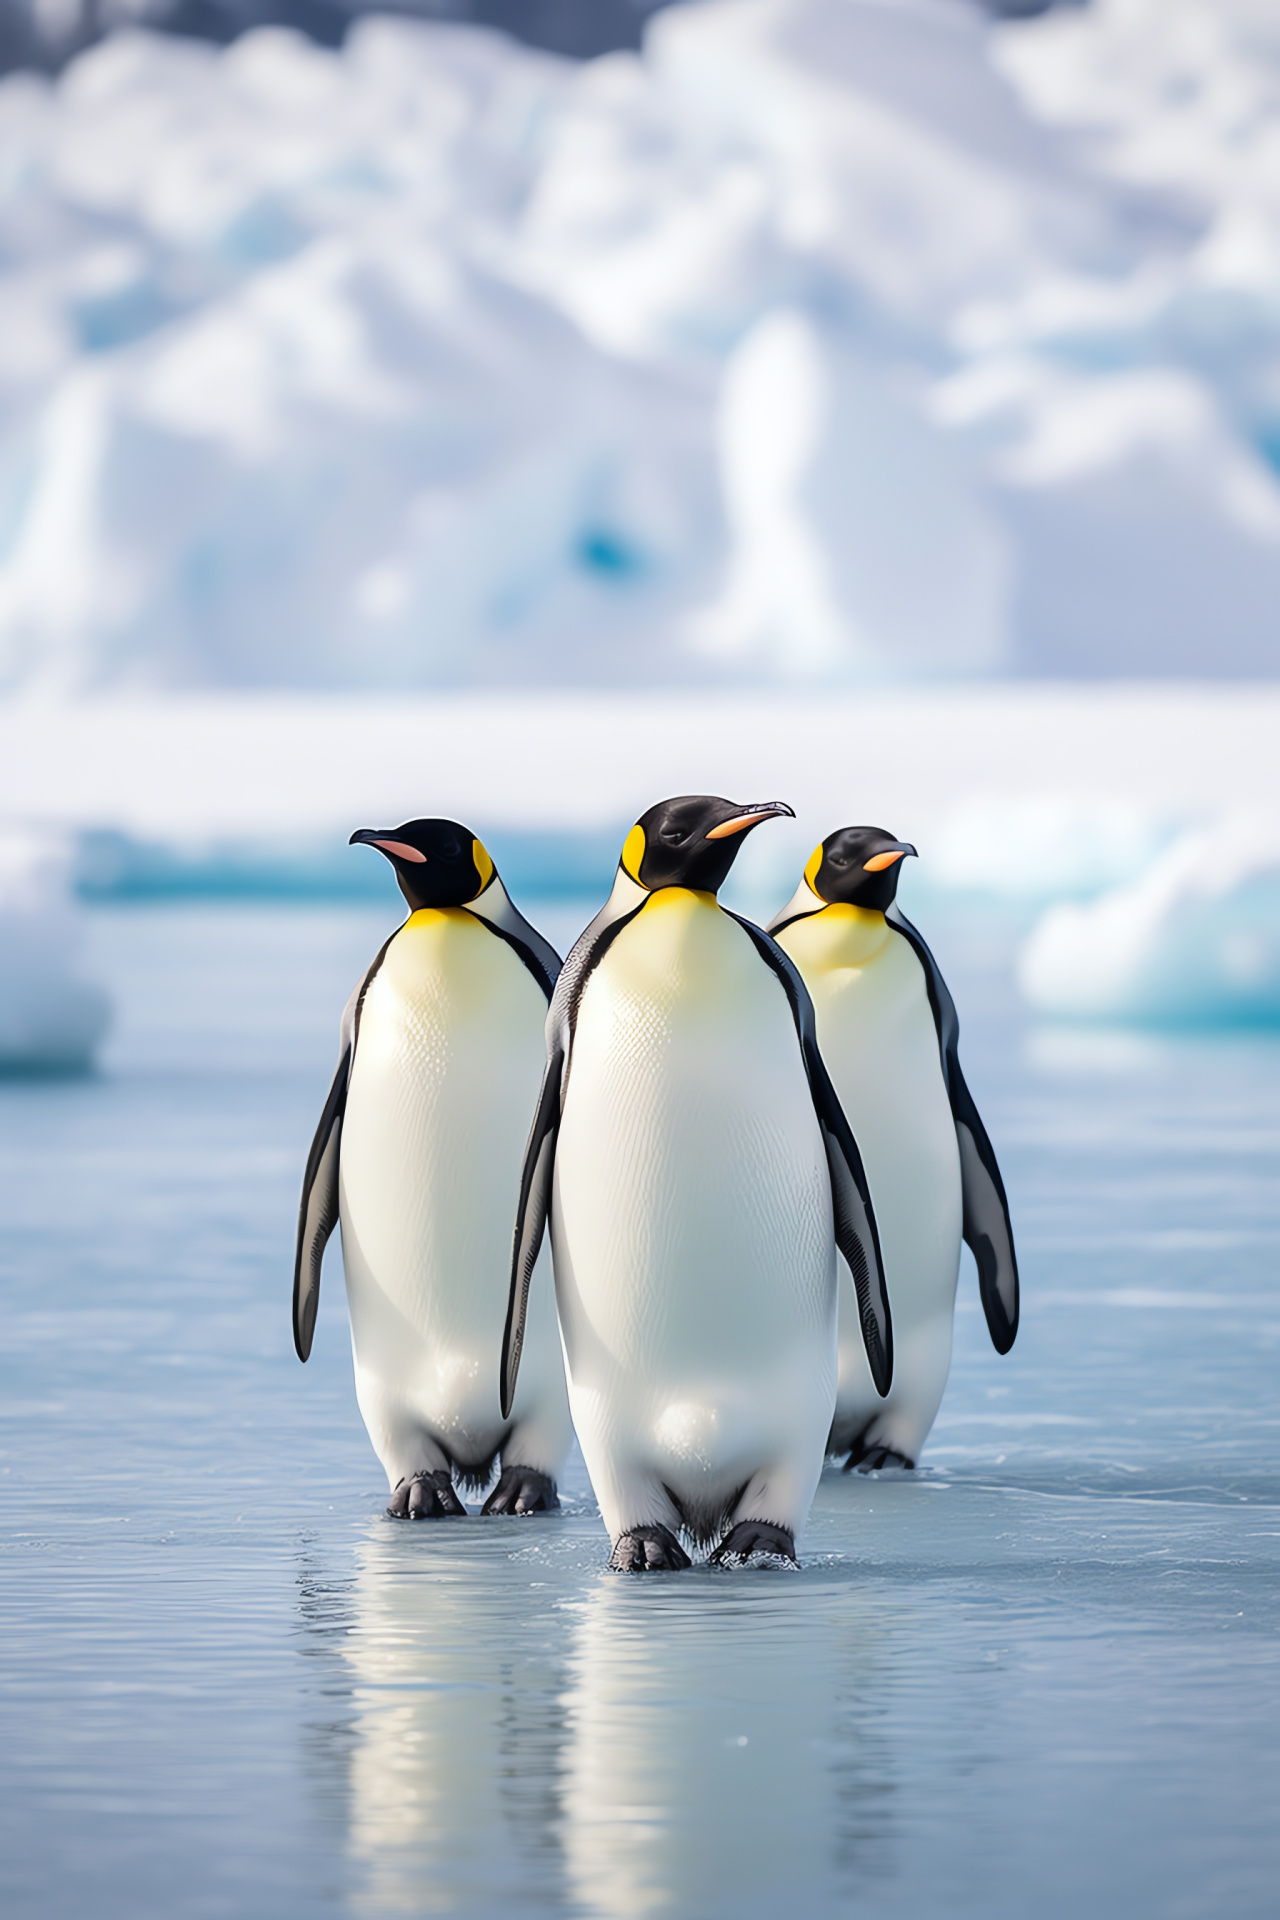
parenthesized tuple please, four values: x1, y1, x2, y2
(726, 912, 893, 1397)
(292, 936, 396, 1364)
(951, 1062, 1019, 1354)
(804, 1038, 894, 1398)
(292, 1043, 350, 1363)
(886, 905, 1019, 1352)
(500, 1044, 563, 1419)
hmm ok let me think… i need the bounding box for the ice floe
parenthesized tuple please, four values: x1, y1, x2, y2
(1018, 816, 1280, 1025)
(0, 1, 1278, 688)
(0, 826, 112, 1070)
(926, 796, 1171, 903)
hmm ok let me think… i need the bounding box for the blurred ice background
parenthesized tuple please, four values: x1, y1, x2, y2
(0, 823, 110, 1067)
(3, 18, 1280, 1918)
(7, 0, 1280, 688)
(0, 0, 1278, 1045)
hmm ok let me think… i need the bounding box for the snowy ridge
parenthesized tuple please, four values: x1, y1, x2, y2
(0, 1, 1278, 687)
(4, 685, 1277, 841)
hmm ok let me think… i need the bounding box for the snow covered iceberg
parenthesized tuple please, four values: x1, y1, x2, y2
(0, 0, 1279, 689)
(0, 24, 721, 689)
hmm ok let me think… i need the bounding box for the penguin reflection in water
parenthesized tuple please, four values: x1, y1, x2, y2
(293, 820, 572, 1518)
(502, 796, 892, 1571)
(770, 827, 1019, 1473)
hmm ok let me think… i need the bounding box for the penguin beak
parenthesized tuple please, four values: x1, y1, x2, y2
(705, 801, 796, 841)
(863, 842, 916, 872)
(350, 829, 427, 863)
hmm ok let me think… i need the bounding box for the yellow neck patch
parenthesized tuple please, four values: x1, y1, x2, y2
(404, 907, 472, 930)
(643, 885, 717, 910)
(811, 901, 889, 964)
(803, 844, 825, 897)
(822, 903, 886, 927)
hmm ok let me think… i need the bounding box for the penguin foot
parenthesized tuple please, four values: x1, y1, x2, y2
(844, 1445, 914, 1474)
(481, 1466, 560, 1516)
(709, 1521, 797, 1568)
(387, 1469, 468, 1520)
(608, 1525, 692, 1573)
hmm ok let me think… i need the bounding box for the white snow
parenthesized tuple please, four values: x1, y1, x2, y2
(1018, 816, 1280, 1025)
(693, 309, 1010, 675)
(0, 826, 112, 1070)
(0, 1, 1279, 688)
(2, 679, 1277, 871)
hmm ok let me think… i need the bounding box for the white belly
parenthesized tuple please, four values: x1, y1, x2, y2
(553, 890, 836, 1533)
(777, 906, 962, 1459)
(339, 908, 564, 1475)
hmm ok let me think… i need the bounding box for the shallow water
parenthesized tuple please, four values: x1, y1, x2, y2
(1, 902, 1277, 1920)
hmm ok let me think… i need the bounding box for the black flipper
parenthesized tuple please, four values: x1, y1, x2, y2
(500, 1042, 563, 1418)
(886, 904, 1019, 1353)
(805, 1034, 893, 1396)
(291, 933, 396, 1363)
(500, 870, 648, 1417)
(293, 1044, 350, 1362)
(726, 912, 893, 1397)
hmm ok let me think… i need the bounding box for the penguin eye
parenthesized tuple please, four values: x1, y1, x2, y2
(660, 826, 686, 845)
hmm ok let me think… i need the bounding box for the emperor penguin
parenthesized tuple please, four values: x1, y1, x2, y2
(501, 796, 891, 1571)
(770, 827, 1018, 1471)
(293, 819, 572, 1518)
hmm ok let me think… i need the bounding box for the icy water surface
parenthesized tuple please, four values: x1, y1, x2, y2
(1, 902, 1278, 1920)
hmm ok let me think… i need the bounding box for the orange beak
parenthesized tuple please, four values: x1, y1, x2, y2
(351, 831, 427, 863)
(705, 802, 795, 840)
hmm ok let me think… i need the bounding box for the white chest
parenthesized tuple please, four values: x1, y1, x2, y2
(340, 909, 548, 1327)
(553, 890, 833, 1376)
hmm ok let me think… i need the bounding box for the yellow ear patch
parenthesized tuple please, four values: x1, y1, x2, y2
(804, 844, 825, 894)
(472, 839, 495, 893)
(621, 823, 646, 884)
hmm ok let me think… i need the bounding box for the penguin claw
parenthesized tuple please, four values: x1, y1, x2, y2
(608, 1525, 692, 1572)
(843, 1445, 914, 1474)
(481, 1466, 560, 1516)
(386, 1469, 468, 1520)
(709, 1521, 797, 1567)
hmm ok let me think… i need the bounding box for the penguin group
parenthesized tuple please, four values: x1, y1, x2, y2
(294, 797, 1018, 1570)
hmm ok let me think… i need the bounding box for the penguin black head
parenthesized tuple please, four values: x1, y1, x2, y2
(805, 826, 917, 913)
(349, 818, 496, 912)
(620, 795, 795, 896)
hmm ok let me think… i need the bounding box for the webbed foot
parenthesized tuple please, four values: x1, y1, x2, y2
(709, 1520, 797, 1567)
(387, 1469, 467, 1520)
(844, 1444, 914, 1474)
(482, 1466, 560, 1516)
(608, 1524, 692, 1572)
